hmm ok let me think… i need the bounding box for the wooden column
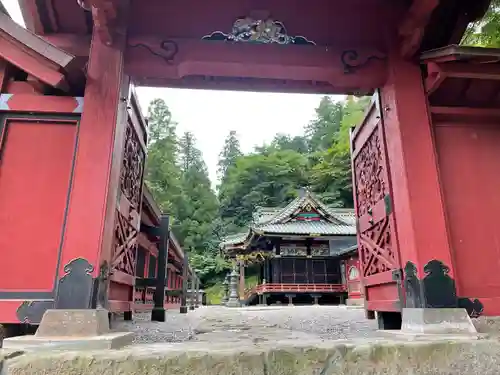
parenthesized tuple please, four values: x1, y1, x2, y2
(239, 261, 245, 301)
(194, 276, 200, 308)
(54, 2, 131, 310)
(381, 50, 454, 302)
(0, 60, 11, 91)
(189, 274, 195, 310)
(152, 215, 169, 322)
(180, 255, 188, 314)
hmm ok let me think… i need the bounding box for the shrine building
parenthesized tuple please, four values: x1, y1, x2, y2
(220, 190, 363, 306)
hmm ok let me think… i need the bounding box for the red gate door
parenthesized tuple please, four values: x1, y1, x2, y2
(350, 90, 402, 314)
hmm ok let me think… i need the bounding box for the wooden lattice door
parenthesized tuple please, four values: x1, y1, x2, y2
(108, 91, 148, 312)
(350, 90, 402, 313)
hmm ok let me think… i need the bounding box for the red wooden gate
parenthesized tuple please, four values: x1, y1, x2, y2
(107, 90, 148, 314)
(350, 90, 402, 314)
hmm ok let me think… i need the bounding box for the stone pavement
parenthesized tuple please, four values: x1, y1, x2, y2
(4, 306, 500, 374)
(111, 305, 379, 344)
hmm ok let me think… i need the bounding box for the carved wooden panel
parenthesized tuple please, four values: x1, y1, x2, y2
(354, 130, 387, 217)
(351, 91, 400, 280)
(120, 123, 145, 210)
(111, 209, 138, 276)
(359, 217, 397, 276)
(111, 112, 146, 283)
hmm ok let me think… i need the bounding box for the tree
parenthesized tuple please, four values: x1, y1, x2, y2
(176, 132, 219, 251)
(309, 95, 370, 207)
(144, 99, 183, 216)
(217, 130, 243, 182)
(219, 149, 310, 228)
(462, 0, 500, 47)
(305, 96, 343, 152)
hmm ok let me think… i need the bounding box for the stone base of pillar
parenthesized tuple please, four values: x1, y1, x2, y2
(346, 298, 365, 307)
(123, 311, 133, 321)
(3, 309, 133, 350)
(226, 299, 241, 308)
(310, 294, 321, 306)
(401, 308, 477, 335)
(151, 307, 166, 322)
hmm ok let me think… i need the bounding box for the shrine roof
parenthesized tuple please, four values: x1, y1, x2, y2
(220, 190, 356, 249)
(254, 221, 355, 236)
(0, 11, 82, 91)
(253, 190, 352, 225)
(421, 45, 500, 64)
(0, 1, 9, 16)
(420, 45, 500, 110)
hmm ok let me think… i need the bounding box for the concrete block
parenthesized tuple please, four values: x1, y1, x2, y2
(3, 332, 134, 351)
(473, 316, 500, 334)
(401, 308, 477, 335)
(36, 309, 110, 338)
(7, 337, 500, 375)
(346, 298, 364, 307)
(226, 300, 241, 308)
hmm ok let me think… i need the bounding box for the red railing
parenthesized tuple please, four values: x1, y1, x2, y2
(246, 283, 347, 298)
(133, 287, 182, 311)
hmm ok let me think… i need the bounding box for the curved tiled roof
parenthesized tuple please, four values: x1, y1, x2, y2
(221, 190, 356, 249)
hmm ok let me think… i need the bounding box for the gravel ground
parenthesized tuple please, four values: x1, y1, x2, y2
(112, 305, 379, 344)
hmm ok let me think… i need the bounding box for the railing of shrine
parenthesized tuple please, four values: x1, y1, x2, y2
(253, 283, 347, 294)
(134, 287, 183, 311)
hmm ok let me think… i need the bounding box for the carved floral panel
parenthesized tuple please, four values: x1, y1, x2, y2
(354, 128, 386, 217)
(120, 124, 145, 210)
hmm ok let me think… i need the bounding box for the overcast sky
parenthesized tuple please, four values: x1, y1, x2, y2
(3, 0, 340, 186)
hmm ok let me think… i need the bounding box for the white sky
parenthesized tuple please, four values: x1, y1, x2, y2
(3, 0, 340, 185)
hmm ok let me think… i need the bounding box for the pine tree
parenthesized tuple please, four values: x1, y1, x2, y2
(305, 96, 344, 152)
(217, 130, 242, 183)
(144, 99, 183, 217)
(177, 131, 219, 251)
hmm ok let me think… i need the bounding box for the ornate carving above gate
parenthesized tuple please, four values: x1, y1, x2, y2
(202, 16, 315, 45)
(341, 50, 386, 74)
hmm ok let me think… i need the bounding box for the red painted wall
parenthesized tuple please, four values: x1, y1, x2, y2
(0, 119, 77, 291)
(435, 122, 500, 315)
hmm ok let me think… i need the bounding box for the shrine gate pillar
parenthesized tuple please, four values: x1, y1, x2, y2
(381, 49, 455, 280)
(54, 2, 137, 314)
(354, 47, 459, 329)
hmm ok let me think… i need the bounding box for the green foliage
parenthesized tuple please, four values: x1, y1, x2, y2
(219, 149, 310, 227)
(144, 99, 183, 216)
(218, 94, 369, 229)
(462, 0, 500, 47)
(204, 282, 225, 305)
(309, 96, 370, 206)
(145, 100, 229, 284)
(217, 130, 243, 182)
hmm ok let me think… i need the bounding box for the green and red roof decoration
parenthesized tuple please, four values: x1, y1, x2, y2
(220, 189, 356, 250)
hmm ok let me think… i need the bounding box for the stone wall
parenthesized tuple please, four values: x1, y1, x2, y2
(5, 338, 500, 374)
